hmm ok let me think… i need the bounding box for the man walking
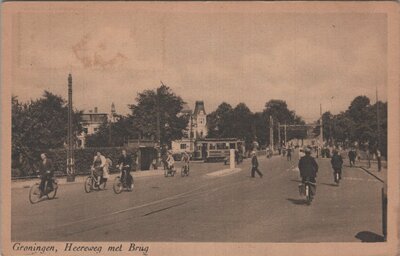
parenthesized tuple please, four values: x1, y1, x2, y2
(251, 151, 263, 178)
(331, 150, 343, 184)
(348, 148, 356, 167)
(376, 149, 382, 172)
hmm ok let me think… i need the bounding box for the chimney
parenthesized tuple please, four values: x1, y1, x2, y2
(94, 107, 98, 113)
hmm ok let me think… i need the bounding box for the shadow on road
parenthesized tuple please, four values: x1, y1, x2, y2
(286, 198, 309, 205)
(320, 182, 339, 187)
(355, 231, 385, 242)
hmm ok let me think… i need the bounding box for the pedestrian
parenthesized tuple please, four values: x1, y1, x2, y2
(348, 148, 356, 167)
(103, 157, 112, 182)
(331, 150, 343, 184)
(366, 148, 371, 168)
(250, 151, 263, 178)
(376, 149, 382, 172)
(287, 147, 292, 161)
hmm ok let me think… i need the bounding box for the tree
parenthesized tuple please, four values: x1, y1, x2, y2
(232, 103, 254, 147)
(86, 115, 134, 147)
(206, 102, 234, 138)
(12, 91, 82, 176)
(129, 84, 188, 147)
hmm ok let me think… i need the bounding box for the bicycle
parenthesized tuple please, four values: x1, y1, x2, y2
(29, 174, 58, 204)
(181, 164, 189, 177)
(164, 165, 176, 177)
(84, 167, 107, 193)
(113, 166, 134, 194)
(298, 178, 316, 205)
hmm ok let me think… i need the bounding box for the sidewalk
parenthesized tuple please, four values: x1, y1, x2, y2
(11, 169, 165, 189)
(351, 159, 387, 184)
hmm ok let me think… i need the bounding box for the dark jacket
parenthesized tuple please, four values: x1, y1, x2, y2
(39, 158, 54, 176)
(348, 150, 356, 159)
(298, 155, 318, 178)
(251, 155, 259, 168)
(331, 154, 343, 170)
(118, 155, 132, 168)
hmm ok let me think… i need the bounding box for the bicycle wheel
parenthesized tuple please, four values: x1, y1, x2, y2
(181, 166, 185, 177)
(29, 184, 42, 204)
(84, 177, 92, 193)
(113, 176, 123, 194)
(164, 169, 168, 177)
(305, 185, 312, 204)
(47, 183, 58, 200)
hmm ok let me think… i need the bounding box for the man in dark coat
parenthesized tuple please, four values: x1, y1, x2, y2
(251, 151, 263, 178)
(298, 147, 318, 184)
(118, 149, 133, 188)
(348, 149, 356, 167)
(331, 150, 343, 183)
(38, 153, 54, 193)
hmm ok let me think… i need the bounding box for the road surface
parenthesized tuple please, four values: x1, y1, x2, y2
(12, 151, 385, 242)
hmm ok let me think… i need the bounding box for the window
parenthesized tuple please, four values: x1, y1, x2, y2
(180, 144, 187, 150)
(230, 143, 236, 149)
(217, 143, 227, 149)
(94, 127, 99, 132)
(209, 143, 216, 150)
(83, 128, 88, 134)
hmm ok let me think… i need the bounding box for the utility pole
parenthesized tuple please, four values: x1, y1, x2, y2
(67, 74, 75, 182)
(277, 122, 281, 148)
(269, 116, 274, 150)
(156, 85, 162, 166)
(376, 87, 380, 150)
(320, 104, 323, 147)
(284, 123, 287, 146)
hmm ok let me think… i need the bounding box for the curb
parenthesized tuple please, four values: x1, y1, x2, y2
(358, 166, 385, 184)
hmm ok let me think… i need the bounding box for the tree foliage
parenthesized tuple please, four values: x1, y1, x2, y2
(128, 84, 189, 147)
(12, 91, 82, 176)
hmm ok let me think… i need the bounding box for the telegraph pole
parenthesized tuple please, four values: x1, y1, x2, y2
(376, 87, 380, 150)
(156, 85, 162, 166)
(67, 74, 75, 182)
(269, 116, 274, 150)
(278, 122, 281, 147)
(320, 104, 323, 147)
(284, 123, 287, 146)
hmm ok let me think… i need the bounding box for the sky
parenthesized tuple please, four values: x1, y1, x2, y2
(10, 4, 388, 121)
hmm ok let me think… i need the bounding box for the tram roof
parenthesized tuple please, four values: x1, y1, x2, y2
(196, 138, 244, 143)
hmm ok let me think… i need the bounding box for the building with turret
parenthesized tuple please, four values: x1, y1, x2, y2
(171, 101, 208, 154)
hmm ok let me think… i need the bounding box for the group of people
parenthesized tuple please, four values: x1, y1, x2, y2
(37, 149, 136, 195)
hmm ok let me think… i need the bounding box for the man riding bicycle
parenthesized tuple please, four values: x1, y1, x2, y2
(298, 147, 319, 196)
(181, 151, 190, 172)
(38, 153, 54, 195)
(118, 149, 133, 188)
(166, 151, 176, 173)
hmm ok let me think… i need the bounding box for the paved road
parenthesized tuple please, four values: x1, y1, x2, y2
(11, 152, 385, 242)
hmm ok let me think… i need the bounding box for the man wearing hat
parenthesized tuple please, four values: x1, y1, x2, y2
(298, 147, 318, 190)
(251, 151, 263, 178)
(331, 150, 343, 184)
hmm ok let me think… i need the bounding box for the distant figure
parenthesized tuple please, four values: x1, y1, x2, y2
(287, 147, 292, 161)
(348, 149, 356, 167)
(331, 150, 343, 184)
(250, 151, 263, 178)
(376, 149, 382, 172)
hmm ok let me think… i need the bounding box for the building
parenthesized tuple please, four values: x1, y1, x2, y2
(77, 104, 117, 148)
(171, 101, 208, 155)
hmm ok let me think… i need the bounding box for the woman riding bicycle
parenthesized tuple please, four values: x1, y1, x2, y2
(92, 152, 106, 186)
(181, 151, 190, 172)
(118, 149, 133, 188)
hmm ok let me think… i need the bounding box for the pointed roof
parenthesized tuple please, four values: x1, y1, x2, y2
(193, 101, 206, 116)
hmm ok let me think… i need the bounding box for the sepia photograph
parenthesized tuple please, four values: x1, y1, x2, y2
(1, 1, 399, 255)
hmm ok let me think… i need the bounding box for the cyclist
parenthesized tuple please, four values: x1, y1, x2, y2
(298, 147, 318, 197)
(118, 149, 133, 188)
(181, 151, 190, 174)
(38, 153, 54, 196)
(331, 150, 343, 184)
(166, 151, 176, 173)
(92, 152, 106, 186)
